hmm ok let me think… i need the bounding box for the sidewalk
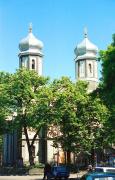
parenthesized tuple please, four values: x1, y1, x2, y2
(0, 171, 87, 180)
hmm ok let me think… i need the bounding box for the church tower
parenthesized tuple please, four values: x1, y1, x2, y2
(74, 29, 98, 92)
(19, 24, 43, 75)
(18, 25, 46, 163)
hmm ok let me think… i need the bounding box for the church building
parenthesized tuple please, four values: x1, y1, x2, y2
(3, 25, 98, 166)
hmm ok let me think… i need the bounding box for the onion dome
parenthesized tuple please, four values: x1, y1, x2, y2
(74, 28, 98, 60)
(19, 24, 43, 53)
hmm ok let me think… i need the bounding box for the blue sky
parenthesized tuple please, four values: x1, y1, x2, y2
(0, 0, 115, 80)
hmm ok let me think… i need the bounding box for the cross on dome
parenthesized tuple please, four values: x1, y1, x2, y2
(29, 23, 32, 33)
(84, 27, 88, 38)
(74, 27, 98, 57)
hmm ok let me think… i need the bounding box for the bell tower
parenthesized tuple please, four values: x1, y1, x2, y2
(18, 24, 43, 75)
(74, 29, 98, 92)
(18, 24, 46, 164)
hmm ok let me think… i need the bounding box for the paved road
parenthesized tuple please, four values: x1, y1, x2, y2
(0, 174, 79, 180)
(0, 175, 42, 180)
(0, 172, 86, 180)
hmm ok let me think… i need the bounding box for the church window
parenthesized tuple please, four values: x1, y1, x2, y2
(79, 61, 85, 77)
(89, 63, 92, 73)
(32, 59, 35, 69)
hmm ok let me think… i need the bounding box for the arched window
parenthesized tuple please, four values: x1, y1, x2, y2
(89, 63, 92, 73)
(32, 59, 35, 69)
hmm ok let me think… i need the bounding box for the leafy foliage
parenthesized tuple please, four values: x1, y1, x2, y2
(99, 34, 115, 104)
(50, 77, 109, 162)
(0, 72, 13, 133)
(0, 68, 111, 165)
(0, 68, 53, 165)
(98, 34, 115, 145)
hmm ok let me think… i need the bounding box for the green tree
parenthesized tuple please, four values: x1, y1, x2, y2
(50, 77, 109, 164)
(78, 94, 109, 165)
(0, 72, 13, 165)
(49, 77, 88, 163)
(0, 72, 13, 134)
(0, 69, 53, 165)
(99, 34, 115, 103)
(98, 34, 115, 145)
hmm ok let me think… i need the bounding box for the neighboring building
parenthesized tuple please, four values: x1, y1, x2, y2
(3, 26, 99, 166)
(74, 29, 98, 92)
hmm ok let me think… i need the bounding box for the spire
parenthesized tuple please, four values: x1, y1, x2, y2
(29, 23, 32, 33)
(84, 27, 88, 38)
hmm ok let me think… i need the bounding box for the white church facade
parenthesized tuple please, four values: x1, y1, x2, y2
(3, 25, 98, 166)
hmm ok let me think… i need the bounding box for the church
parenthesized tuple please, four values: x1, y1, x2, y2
(3, 25, 98, 166)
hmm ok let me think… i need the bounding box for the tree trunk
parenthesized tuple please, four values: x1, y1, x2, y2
(67, 150, 71, 164)
(28, 145, 35, 166)
(90, 148, 96, 166)
(23, 126, 40, 166)
(23, 126, 35, 166)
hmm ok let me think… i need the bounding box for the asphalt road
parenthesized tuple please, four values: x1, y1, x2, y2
(0, 172, 85, 180)
(0, 176, 42, 180)
(0, 174, 79, 180)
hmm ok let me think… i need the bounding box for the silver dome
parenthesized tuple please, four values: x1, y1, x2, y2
(74, 30, 98, 58)
(19, 25, 43, 53)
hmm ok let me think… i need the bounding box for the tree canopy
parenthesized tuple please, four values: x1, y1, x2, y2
(0, 72, 12, 133)
(99, 34, 115, 104)
(0, 67, 111, 165)
(49, 77, 109, 163)
(98, 34, 115, 145)
(0, 68, 54, 165)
